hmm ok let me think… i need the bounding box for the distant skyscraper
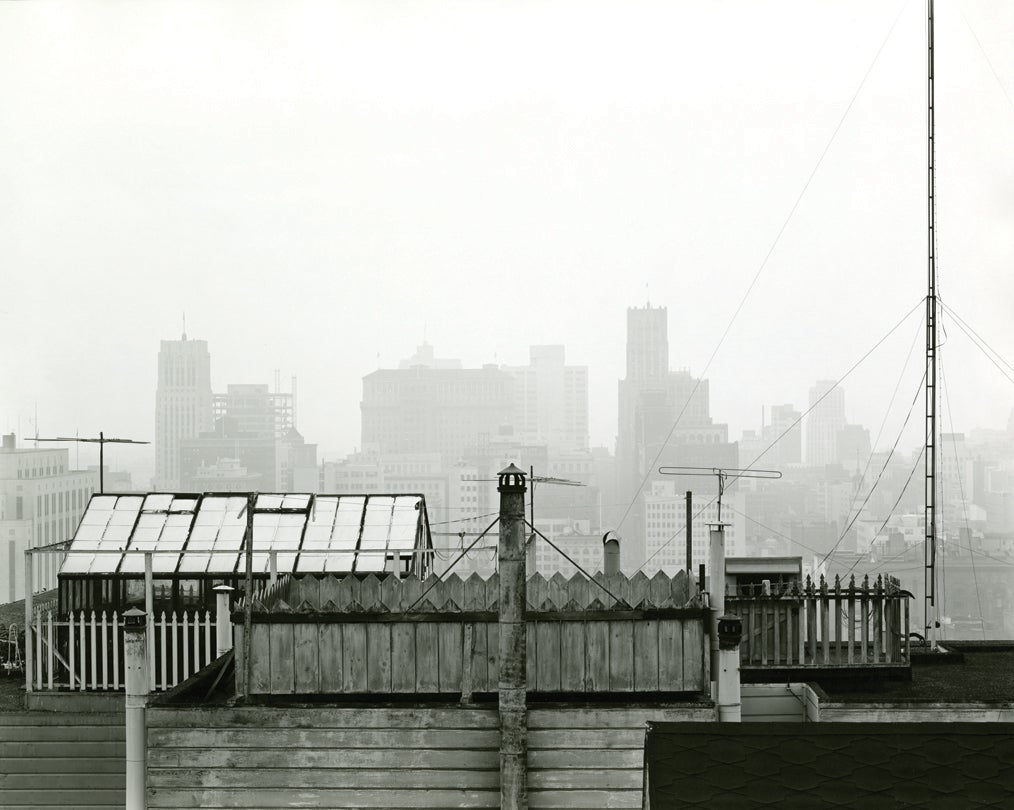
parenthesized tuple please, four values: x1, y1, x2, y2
(614, 305, 733, 570)
(762, 404, 802, 467)
(154, 333, 213, 489)
(503, 345, 589, 453)
(806, 381, 846, 467)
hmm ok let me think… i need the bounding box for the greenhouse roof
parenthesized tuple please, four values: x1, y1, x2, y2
(59, 492, 430, 577)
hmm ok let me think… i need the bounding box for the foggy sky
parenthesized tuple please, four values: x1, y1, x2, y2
(2, 1, 1013, 481)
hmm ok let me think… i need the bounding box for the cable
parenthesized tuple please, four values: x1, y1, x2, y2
(636, 301, 924, 573)
(838, 312, 925, 541)
(940, 353, 987, 640)
(525, 520, 623, 605)
(819, 368, 926, 567)
(403, 516, 500, 613)
(429, 511, 499, 526)
(614, 2, 911, 534)
(939, 300, 1014, 383)
(846, 444, 926, 577)
(961, 9, 1014, 120)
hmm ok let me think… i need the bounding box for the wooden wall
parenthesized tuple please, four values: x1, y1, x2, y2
(146, 703, 716, 809)
(740, 684, 810, 722)
(0, 710, 125, 809)
(240, 617, 706, 697)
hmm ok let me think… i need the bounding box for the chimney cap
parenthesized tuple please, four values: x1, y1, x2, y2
(497, 463, 527, 493)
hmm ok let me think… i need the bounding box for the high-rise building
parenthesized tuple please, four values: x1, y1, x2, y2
(761, 404, 802, 468)
(154, 333, 213, 489)
(0, 433, 97, 601)
(361, 357, 515, 463)
(614, 305, 732, 569)
(503, 346, 589, 453)
(806, 381, 846, 467)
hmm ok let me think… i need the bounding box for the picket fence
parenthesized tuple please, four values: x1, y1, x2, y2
(28, 609, 217, 692)
(728, 574, 910, 668)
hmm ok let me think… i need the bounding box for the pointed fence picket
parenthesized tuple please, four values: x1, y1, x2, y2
(29, 609, 216, 692)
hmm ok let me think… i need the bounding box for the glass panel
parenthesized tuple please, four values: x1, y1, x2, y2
(257, 494, 282, 510)
(60, 554, 92, 574)
(282, 494, 310, 510)
(152, 553, 180, 574)
(276, 552, 298, 573)
(297, 552, 327, 573)
(73, 525, 104, 546)
(178, 552, 210, 574)
(172, 498, 198, 513)
(208, 552, 238, 574)
(143, 494, 173, 511)
(89, 552, 122, 574)
(325, 553, 356, 573)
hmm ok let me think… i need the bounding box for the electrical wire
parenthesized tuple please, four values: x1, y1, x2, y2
(613, 2, 911, 534)
(939, 300, 1014, 386)
(819, 368, 926, 567)
(940, 352, 987, 639)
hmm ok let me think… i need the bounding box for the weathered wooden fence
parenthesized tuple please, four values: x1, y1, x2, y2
(728, 574, 910, 668)
(28, 609, 217, 692)
(234, 571, 708, 697)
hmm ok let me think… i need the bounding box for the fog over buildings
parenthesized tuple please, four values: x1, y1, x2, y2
(2, 2, 1014, 631)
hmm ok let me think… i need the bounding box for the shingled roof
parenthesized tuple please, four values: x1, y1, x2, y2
(644, 722, 1014, 809)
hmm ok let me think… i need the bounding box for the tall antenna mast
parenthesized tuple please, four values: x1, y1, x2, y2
(924, 0, 939, 649)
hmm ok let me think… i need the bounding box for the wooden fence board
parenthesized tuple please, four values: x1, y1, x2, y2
(146, 788, 500, 808)
(633, 620, 659, 692)
(342, 623, 368, 692)
(536, 622, 561, 693)
(391, 623, 415, 693)
(559, 620, 585, 692)
(414, 623, 440, 693)
(437, 622, 462, 693)
(365, 624, 392, 692)
(658, 618, 683, 691)
(268, 623, 294, 694)
(608, 621, 634, 691)
(584, 621, 609, 692)
(293, 623, 318, 693)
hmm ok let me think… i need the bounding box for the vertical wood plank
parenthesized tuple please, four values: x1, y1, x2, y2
(559, 620, 586, 692)
(391, 623, 416, 693)
(682, 618, 705, 692)
(470, 621, 488, 693)
(658, 619, 684, 691)
(485, 622, 499, 690)
(437, 622, 463, 694)
(318, 623, 343, 692)
(608, 620, 634, 692)
(293, 623, 319, 693)
(342, 623, 367, 691)
(633, 619, 659, 692)
(535, 622, 561, 693)
(526, 621, 538, 688)
(366, 623, 392, 692)
(269, 623, 295, 694)
(249, 623, 271, 693)
(415, 623, 440, 693)
(585, 620, 609, 691)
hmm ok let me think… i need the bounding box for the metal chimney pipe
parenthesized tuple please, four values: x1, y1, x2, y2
(123, 607, 149, 809)
(602, 532, 621, 576)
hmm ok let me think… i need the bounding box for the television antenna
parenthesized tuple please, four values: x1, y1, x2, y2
(658, 466, 781, 523)
(31, 432, 149, 493)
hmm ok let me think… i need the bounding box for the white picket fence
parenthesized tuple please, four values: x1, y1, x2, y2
(30, 609, 217, 693)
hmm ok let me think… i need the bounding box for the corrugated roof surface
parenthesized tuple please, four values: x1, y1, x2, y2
(59, 493, 428, 577)
(644, 723, 1014, 809)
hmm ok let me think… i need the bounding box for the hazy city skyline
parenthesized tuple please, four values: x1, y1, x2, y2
(3, 1, 1013, 481)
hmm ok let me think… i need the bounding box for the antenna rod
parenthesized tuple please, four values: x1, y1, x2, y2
(924, 0, 939, 650)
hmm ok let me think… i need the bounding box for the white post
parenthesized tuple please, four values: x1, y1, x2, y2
(123, 607, 148, 810)
(144, 553, 155, 692)
(717, 615, 743, 722)
(708, 526, 726, 692)
(214, 585, 235, 658)
(24, 551, 33, 693)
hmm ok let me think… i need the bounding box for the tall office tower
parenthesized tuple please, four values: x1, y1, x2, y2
(504, 346, 589, 453)
(361, 357, 514, 463)
(0, 433, 98, 601)
(806, 380, 846, 467)
(614, 305, 731, 570)
(154, 333, 213, 489)
(762, 404, 802, 467)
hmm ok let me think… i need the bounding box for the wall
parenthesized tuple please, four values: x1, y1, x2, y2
(0, 710, 125, 809)
(146, 703, 716, 809)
